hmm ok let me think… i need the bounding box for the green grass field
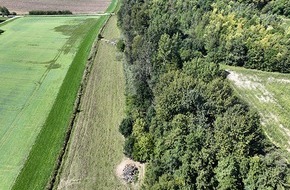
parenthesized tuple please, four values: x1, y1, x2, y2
(55, 16, 127, 190)
(0, 16, 105, 189)
(106, 0, 119, 13)
(222, 65, 290, 153)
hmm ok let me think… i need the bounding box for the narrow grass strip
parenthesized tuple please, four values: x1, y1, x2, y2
(106, 0, 119, 13)
(0, 16, 21, 27)
(12, 15, 108, 190)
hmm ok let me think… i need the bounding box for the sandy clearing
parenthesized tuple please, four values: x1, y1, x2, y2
(268, 77, 290, 84)
(227, 70, 276, 103)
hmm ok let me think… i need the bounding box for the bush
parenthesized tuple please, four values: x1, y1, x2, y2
(119, 116, 133, 137)
(124, 136, 135, 158)
(0, 6, 10, 16)
(116, 39, 125, 52)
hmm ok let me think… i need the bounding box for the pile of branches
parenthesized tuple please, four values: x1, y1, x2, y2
(122, 164, 138, 183)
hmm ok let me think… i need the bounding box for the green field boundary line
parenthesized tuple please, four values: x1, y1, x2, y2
(25, 13, 112, 17)
(0, 16, 22, 27)
(11, 16, 109, 190)
(106, 0, 120, 13)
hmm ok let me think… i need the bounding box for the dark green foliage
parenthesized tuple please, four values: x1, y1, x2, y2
(263, 0, 290, 18)
(118, 0, 290, 189)
(0, 6, 10, 16)
(0, 29, 4, 34)
(119, 116, 133, 137)
(116, 39, 125, 52)
(124, 135, 135, 158)
(29, 10, 72, 15)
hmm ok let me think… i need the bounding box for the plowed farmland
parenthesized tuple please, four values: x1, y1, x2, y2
(0, 0, 111, 14)
(0, 16, 104, 189)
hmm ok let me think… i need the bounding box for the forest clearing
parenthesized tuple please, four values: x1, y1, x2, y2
(224, 65, 290, 155)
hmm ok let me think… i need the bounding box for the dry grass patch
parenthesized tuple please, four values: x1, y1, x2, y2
(223, 65, 290, 154)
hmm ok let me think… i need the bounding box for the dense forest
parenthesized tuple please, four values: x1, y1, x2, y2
(118, 0, 290, 189)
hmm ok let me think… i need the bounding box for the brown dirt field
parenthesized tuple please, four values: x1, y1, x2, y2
(0, 0, 111, 14)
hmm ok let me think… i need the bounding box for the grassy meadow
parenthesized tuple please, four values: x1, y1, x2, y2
(0, 16, 105, 189)
(55, 16, 127, 190)
(223, 65, 290, 154)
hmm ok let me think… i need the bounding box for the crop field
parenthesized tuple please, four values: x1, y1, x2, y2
(55, 16, 126, 190)
(0, 0, 112, 14)
(223, 65, 290, 154)
(0, 15, 104, 189)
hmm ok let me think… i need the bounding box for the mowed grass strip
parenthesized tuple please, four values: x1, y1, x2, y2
(12, 16, 109, 190)
(56, 16, 126, 190)
(222, 65, 290, 153)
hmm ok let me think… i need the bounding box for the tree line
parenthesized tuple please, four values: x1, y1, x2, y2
(29, 10, 72, 15)
(0, 6, 16, 16)
(118, 0, 290, 189)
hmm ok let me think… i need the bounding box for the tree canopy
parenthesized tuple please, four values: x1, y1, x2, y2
(118, 0, 290, 189)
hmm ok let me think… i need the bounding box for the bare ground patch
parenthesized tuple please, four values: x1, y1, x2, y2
(227, 70, 277, 103)
(116, 158, 145, 190)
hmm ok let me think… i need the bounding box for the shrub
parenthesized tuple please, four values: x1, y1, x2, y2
(29, 10, 72, 15)
(124, 136, 135, 158)
(119, 116, 133, 137)
(116, 39, 125, 52)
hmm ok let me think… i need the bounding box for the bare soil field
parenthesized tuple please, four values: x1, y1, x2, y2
(0, 0, 111, 14)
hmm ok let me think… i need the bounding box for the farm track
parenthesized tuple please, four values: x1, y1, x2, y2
(47, 15, 111, 190)
(55, 15, 127, 190)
